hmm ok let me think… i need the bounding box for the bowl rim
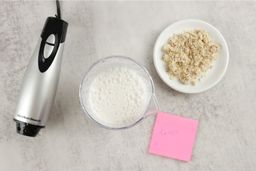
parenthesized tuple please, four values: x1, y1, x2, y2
(153, 19, 229, 93)
(79, 55, 157, 130)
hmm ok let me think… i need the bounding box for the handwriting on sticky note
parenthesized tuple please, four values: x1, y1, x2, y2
(159, 128, 179, 137)
(149, 112, 198, 162)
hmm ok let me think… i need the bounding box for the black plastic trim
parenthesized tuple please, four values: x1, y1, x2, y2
(38, 34, 59, 72)
(14, 119, 44, 137)
(40, 17, 68, 43)
(38, 17, 68, 73)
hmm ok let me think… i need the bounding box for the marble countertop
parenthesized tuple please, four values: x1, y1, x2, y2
(1, 1, 256, 171)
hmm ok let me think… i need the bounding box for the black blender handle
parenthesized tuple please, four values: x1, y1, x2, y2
(38, 17, 68, 73)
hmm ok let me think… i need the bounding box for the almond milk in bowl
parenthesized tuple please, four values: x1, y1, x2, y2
(79, 56, 158, 129)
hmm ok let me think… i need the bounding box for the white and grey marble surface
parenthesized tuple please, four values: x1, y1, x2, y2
(1, 1, 256, 171)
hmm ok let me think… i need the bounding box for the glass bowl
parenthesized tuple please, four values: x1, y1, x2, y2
(79, 56, 158, 129)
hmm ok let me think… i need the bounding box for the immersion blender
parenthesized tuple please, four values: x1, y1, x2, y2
(14, 0, 68, 137)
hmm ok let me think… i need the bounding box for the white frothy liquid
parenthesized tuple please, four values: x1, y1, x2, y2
(85, 67, 151, 128)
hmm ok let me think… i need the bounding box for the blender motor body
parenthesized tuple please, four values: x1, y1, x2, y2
(14, 17, 68, 137)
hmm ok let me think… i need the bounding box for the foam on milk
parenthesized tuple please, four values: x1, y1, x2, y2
(86, 67, 151, 128)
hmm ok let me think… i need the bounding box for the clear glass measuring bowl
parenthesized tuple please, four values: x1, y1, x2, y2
(79, 56, 158, 129)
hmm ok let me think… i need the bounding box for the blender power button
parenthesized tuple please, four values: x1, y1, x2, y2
(43, 34, 55, 58)
(46, 34, 55, 44)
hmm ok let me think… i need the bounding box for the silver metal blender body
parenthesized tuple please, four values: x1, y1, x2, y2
(14, 17, 68, 137)
(15, 41, 64, 126)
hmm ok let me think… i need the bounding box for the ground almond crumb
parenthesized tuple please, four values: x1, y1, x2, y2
(162, 29, 219, 85)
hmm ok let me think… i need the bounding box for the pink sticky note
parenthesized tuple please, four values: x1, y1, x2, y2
(149, 112, 198, 161)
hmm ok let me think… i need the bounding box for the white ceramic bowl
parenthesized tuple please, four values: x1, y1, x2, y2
(154, 19, 229, 93)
